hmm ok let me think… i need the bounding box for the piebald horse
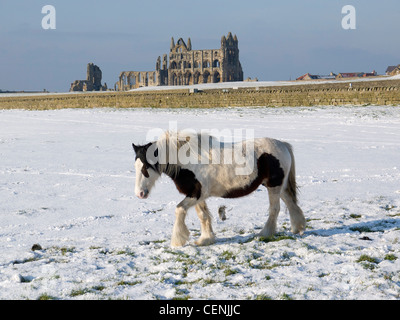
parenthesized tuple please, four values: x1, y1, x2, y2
(132, 131, 305, 247)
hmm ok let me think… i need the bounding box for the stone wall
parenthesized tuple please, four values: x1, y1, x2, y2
(1, 79, 400, 110)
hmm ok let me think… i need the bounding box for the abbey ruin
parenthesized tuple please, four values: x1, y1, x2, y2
(116, 32, 243, 91)
(70, 63, 107, 92)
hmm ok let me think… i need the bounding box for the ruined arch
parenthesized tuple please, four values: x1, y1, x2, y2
(213, 71, 221, 83)
(202, 71, 210, 83)
(193, 71, 200, 85)
(129, 73, 136, 86)
(177, 73, 183, 85)
(171, 73, 177, 86)
(122, 73, 128, 86)
(184, 71, 192, 85)
(213, 59, 220, 68)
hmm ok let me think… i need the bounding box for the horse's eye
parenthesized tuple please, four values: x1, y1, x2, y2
(141, 165, 150, 178)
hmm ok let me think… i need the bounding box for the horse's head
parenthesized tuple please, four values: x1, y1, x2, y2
(132, 142, 160, 199)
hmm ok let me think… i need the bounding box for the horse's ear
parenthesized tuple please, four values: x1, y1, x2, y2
(132, 143, 139, 153)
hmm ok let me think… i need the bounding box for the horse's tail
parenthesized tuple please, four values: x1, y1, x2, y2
(283, 142, 298, 204)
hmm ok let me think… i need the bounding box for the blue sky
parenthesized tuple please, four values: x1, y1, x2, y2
(1, 0, 399, 92)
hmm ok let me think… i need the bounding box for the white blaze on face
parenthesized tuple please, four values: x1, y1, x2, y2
(134, 158, 159, 199)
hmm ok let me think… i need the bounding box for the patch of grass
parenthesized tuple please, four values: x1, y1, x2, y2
(172, 288, 190, 300)
(254, 294, 272, 300)
(48, 246, 76, 256)
(117, 280, 142, 286)
(12, 257, 41, 265)
(203, 278, 218, 286)
(349, 214, 362, 219)
(69, 285, 106, 297)
(280, 293, 293, 300)
(70, 288, 91, 297)
(356, 254, 379, 264)
(360, 263, 377, 271)
(259, 233, 295, 243)
(37, 293, 58, 300)
(152, 239, 167, 244)
(60, 247, 75, 255)
(172, 295, 190, 300)
(224, 267, 239, 277)
(384, 254, 397, 261)
(220, 250, 235, 261)
(92, 285, 105, 292)
(115, 250, 135, 257)
(318, 273, 330, 278)
(356, 254, 379, 270)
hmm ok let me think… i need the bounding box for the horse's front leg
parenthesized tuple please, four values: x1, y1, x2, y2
(194, 201, 216, 246)
(171, 197, 198, 247)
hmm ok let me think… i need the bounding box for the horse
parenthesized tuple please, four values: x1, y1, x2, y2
(132, 131, 306, 247)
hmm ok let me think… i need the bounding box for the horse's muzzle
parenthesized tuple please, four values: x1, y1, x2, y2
(137, 190, 149, 199)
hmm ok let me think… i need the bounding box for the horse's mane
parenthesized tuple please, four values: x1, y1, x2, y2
(155, 131, 219, 176)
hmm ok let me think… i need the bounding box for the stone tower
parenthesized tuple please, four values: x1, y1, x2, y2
(87, 63, 102, 91)
(221, 32, 243, 82)
(70, 63, 107, 92)
(155, 55, 168, 86)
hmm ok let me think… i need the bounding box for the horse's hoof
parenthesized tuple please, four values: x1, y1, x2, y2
(171, 234, 189, 247)
(194, 236, 216, 246)
(291, 224, 306, 235)
(258, 229, 275, 239)
(171, 239, 187, 247)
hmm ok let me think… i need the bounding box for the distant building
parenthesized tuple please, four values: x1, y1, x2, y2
(70, 63, 107, 92)
(296, 72, 336, 81)
(336, 72, 363, 78)
(297, 71, 377, 81)
(296, 73, 319, 81)
(244, 77, 258, 82)
(386, 65, 400, 76)
(336, 71, 376, 79)
(115, 33, 244, 91)
(363, 70, 378, 77)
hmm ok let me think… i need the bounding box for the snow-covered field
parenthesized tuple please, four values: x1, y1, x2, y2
(0, 105, 400, 300)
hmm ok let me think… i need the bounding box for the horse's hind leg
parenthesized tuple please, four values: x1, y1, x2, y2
(281, 190, 306, 235)
(194, 201, 216, 246)
(171, 197, 197, 247)
(259, 186, 281, 238)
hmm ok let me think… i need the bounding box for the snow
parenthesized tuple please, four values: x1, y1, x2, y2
(1, 105, 400, 300)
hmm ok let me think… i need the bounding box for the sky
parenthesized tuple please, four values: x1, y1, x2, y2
(1, 0, 399, 92)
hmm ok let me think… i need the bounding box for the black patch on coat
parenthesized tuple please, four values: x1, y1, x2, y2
(222, 153, 284, 199)
(166, 168, 202, 199)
